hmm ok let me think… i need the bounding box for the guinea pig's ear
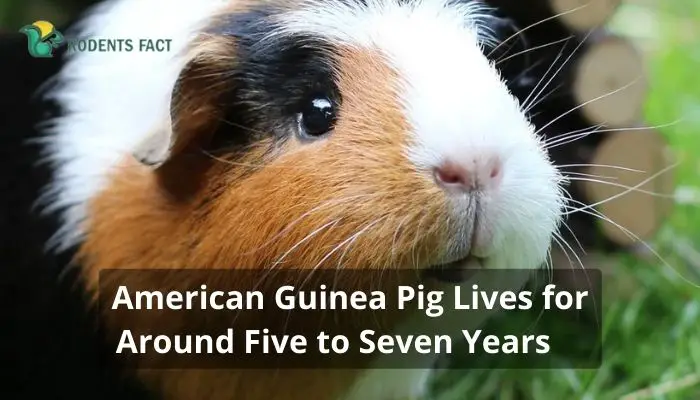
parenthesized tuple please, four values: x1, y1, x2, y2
(133, 36, 234, 168)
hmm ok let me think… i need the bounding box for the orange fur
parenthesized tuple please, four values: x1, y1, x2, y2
(79, 43, 454, 400)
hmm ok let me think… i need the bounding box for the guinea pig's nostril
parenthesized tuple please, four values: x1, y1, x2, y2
(489, 161, 501, 179)
(434, 163, 472, 192)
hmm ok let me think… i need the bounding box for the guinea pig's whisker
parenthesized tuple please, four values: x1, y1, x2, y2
(306, 216, 388, 279)
(559, 218, 586, 255)
(552, 121, 683, 146)
(564, 162, 677, 215)
(201, 151, 255, 167)
(217, 118, 276, 139)
(281, 216, 386, 336)
(563, 171, 620, 181)
(332, 216, 397, 309)
(545, 249, 554, 282)
(521, 40, 569, 111)
(551, 231, 580, 274)
(370, 213, 419, 292)
(556, 228, 600, 327)
(535, 76, 643, 137)
(270, 218, 343, 268)
(558, 163, 645, 173)
(334, 219, 371, 270)
(202, 150, 278, 169)
(187, 70, 237, 82)
(563, 198, 645, 243)
(522, 30, 589, 113)
(544, 125, 605, 148)
(486, 3, 589, 59)
(246, 220, 348, 328)
(525, 30, 594, 115)
(238, 193, 378, 256)
(553, 230, 589, 288)
(545, 120, 682, 149)
(524, 82, 565, 114)
(566, 177, 677, 198)
(565, 203, 700, 288)
(496, 36, 574, 67)
(513, 57, 545, 85)
(390, 214, 412, 269)
(411, 211, 432, 272)
(523, 292, 551, 334)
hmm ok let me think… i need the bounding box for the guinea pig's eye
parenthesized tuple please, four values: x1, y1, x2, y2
(297, 96, 336, 139)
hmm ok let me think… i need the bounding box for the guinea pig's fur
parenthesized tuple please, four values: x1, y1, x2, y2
(32, 0, 565, 398)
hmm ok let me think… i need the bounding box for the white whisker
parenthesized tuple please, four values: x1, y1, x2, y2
(524, 30, 594, 113)
(486, 4, 589, 58)
(535, 76, 644, 137)
(558, 163, 646, 173)
(566, 176, 676, 198)
(496, 36, 574, 66)
(564, 162, 678, 215)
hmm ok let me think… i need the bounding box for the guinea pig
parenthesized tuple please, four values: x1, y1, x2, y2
(35, 0, 566, 398)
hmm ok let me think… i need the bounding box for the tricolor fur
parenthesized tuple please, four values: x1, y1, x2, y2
(37, 0, 565, 398)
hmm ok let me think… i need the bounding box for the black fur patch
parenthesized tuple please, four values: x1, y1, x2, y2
(477, 10, 537, 99)
(206, 9, 341, 152)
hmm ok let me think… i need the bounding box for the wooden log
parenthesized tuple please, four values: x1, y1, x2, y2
(572, 34, 648, 128)
(581, 127, 675, 247)
(549, 0, 622, 32)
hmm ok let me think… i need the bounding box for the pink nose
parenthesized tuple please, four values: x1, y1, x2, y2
(433, 156, 502, 193)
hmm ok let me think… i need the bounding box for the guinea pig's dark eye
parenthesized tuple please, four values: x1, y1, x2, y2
(297, 96, 336, 138)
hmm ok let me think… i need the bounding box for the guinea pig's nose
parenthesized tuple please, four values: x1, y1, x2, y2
(433, 156, 502, 193)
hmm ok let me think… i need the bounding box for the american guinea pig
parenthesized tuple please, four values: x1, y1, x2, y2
(33, 0, 565, 398)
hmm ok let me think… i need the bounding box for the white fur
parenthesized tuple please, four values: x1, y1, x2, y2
(40, 0, 228, 250)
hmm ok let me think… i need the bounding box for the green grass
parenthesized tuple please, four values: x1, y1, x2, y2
(433, 2, 700, 399)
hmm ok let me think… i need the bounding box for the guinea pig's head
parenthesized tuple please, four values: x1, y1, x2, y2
(80, 0, 565, 275)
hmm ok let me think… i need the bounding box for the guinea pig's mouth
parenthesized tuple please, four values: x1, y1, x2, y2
(422, 254, 484, 283)
(422, 216, 484, 283)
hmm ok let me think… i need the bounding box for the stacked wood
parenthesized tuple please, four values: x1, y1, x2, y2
(484, 0, 675, 252)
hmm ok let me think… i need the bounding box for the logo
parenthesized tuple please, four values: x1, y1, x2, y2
(19, 20, 64, 58)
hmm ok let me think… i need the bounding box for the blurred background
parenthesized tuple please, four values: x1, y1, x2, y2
(1, 0, 699, 399)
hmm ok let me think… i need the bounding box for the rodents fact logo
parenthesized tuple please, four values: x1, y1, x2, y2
(19, 20, 174, 57)
(19, 20, 64, 58)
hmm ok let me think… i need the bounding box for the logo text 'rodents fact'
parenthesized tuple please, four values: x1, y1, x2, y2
(19, 20, 173, 58)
